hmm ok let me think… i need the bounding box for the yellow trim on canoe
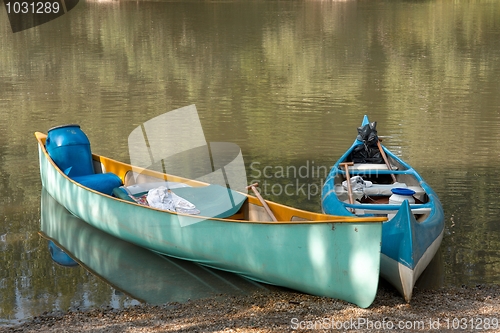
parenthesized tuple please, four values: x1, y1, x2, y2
(35, 132, 386, 224)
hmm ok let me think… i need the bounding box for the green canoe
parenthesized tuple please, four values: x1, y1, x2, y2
(36, 130, 385, 308)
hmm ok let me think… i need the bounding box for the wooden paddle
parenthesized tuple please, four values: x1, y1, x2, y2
(376, 140, 397, 183)
(339, 162, 355, 206)
(246, 183, 278, 222)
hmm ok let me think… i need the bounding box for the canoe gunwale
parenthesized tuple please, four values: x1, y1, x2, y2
(323, 139, 440, 213)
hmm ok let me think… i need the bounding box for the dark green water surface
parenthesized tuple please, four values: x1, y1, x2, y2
(1, 0, 500, 325)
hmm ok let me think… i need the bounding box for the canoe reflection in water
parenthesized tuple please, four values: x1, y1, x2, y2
(39, 189, 272, 304)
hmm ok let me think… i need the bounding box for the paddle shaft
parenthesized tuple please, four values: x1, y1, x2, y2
(340, 162, 355, 206)
(246, 183, 278, 222)
(377, 140, 397, 183)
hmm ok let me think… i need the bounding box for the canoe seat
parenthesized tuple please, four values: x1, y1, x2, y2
(335, 183, 425, 197)
(349, 206, 432, 216)
(348, 163, 398, 171)
(114, 184, 247, 219)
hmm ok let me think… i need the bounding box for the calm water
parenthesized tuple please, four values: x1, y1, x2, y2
(1, 0, 500, 325)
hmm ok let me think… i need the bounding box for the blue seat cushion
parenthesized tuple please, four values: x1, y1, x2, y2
(73, 173, 122, 196)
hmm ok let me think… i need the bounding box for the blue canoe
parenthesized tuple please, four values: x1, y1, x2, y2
(321, 116, 445, 302)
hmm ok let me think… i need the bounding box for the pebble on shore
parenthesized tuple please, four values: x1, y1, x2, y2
(2, 284, 499, 333)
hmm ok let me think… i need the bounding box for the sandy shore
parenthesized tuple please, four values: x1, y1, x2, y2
(2, 284, 499, 332)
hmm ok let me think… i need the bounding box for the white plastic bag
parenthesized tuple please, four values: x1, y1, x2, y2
(146, 186, 200, 215)
(342, 176, 373, 191)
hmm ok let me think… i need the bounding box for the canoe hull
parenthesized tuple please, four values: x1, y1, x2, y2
(37, 134, 383, 308)
(380, 229, 444, 301)
(379, 200, 444, 301)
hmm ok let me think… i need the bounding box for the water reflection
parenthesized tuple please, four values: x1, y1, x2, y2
(414, 247, 444, 291)
(47, 241, 79, 267)
(39, 188, 269, 305)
